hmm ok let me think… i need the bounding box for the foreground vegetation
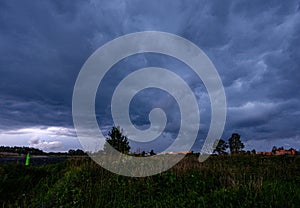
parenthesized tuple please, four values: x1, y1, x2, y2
(1, 155, 299, 207)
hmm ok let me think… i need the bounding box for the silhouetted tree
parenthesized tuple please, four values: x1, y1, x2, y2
(278, 146, 284, 151)
(213, 139, 228, 155)
(104, 126, 130, 154)
(68, 149, 85, 156)
(228, 133, 244, 154)
(149, 149, 156, 156)
(272, 146, 278, 153)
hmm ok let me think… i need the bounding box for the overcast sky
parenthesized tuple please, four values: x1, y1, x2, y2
(0, 0, 299, 152)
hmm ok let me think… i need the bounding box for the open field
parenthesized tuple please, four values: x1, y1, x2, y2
(0, 156, 69, 166)
(0, 155, 299, 207)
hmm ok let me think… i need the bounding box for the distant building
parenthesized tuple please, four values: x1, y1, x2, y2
(256, 152, 272, 156)
(256, 149, 296, 156)
(274, 149, 295, 155)
(166, 150, 193, 155)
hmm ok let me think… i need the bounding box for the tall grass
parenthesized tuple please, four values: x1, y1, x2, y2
(1, 155, 299, 207)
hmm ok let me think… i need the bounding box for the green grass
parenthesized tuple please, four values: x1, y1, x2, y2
(1, 155, 299, 207)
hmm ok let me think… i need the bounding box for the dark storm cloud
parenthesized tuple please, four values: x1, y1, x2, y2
(0, 0, 95, 132)
(0, 0, 299, 150)
(0, 95, 72, 130)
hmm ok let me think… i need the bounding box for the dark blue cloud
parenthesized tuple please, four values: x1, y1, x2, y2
(0, 0, 299, 151)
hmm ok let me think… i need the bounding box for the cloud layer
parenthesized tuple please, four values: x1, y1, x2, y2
(0, 0, 299, 151)
(28, 136, 63, 151)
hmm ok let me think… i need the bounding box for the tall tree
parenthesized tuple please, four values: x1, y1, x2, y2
(272, 146, 278, 153)
(149, 149, 156, 156)
(228, 133, 244, 154)
(213, 139, 228, 154)
(278, 146, 284, 150)
(104, 126, 130, 154)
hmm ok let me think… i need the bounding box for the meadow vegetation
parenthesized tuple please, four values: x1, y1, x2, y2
(1, 154, 299, 207)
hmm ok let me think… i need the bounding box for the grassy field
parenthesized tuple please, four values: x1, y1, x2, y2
(0, 155, 299, 207)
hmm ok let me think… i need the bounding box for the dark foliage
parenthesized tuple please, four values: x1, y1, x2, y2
(213, 139, 228, 154)
(1, 155, 299, 207)
(0, 146, 45, 155)
(103, 126, 130, 154)
(228, 133, 245, 154)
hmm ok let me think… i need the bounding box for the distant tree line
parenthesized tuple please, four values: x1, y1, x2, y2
(213, 133, 245, 155)
(67, 149, 86, 156)
(0, 146, 45, 155)
(213, 133, 299, 155)
(104, 127, 248, 156)
(103, 127, 300, 156)
(0, 146, 86, 156)
(1, 127, 298, 157)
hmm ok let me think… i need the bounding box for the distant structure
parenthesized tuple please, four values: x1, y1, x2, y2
(256, 149, 296, 156)
(165, 150, 193, 155)
(274, 149, 295, 155)
(256, 152, 272, 156)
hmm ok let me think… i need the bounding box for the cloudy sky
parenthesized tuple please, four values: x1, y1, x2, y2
(0, 0, 299, 152)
